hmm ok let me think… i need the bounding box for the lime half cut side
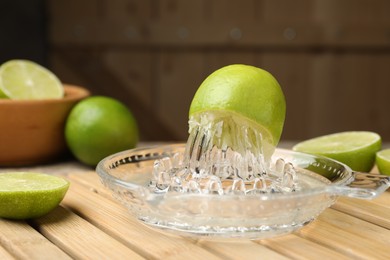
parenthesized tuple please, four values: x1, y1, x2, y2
(293, 131, 381, 172)
(0, 60, 63, 100)
(0, 172, 69, 219)
(376, 149, 390, 176)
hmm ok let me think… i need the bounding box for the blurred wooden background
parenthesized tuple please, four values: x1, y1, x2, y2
(8, 0, 390, 142)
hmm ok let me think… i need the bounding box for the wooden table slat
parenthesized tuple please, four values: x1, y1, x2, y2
(259, 234, 351, 260)
(32, 207, 144, 259)
(297, 217, 390, 259)
(369, 190, 390, 208)
(63, 179, 223, 259)
(68, 171, 390, 259)
(69, 173, 296, 259)
(332, 197, 390, 229)
(318, 208, 390, 244)
(67, 171, 111, 197)
(197, 239, 290, 260)
(1, 167, 390, 259)
(0, 245, 16, 260)
(0, 218, 71, 260)
(71, 172, 300, 259)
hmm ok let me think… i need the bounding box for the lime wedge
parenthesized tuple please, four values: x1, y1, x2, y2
(293, 131, 381, 172)
(0, 60, 63, 100)
(376, 149, 390, 176)
(0, 172, 69, 219)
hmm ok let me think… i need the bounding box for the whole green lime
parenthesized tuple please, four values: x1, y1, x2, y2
(189, 64, 286, 147)
(0, 172, 69, 220)
(65, 96, 139, 166)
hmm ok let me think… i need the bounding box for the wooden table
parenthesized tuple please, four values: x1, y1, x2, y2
(1, 161, 390, 259)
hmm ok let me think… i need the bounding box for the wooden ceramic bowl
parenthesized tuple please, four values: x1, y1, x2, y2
(0, 84, 90, 166)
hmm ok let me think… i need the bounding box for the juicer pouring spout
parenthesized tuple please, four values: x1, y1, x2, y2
(328, 172, 390, 199)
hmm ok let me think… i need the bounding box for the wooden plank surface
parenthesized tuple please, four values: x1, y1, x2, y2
(332, 197, 390, 229)
(0, 219, 71, 259)
(63, 180, 222, 259)
(1, 170, 390, 259)
(0, 245, 16, 260)
(296, 220, 389, 259)
(196, 239, 289, 260)
(258, 234, 350, 260)
(31, 207, 143, 259)
(67, 171, 390, 259)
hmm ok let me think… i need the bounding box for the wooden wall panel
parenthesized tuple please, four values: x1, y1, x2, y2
(314, 0, 390, 25)
(371, 54, 390, 137)
(207, 0, 259, 23)
(47, 0, 101, 44)
(313, 0, 390, 47)
(260, 52, 312, 140)
(103, 0, 153, 23)
(309, 54, 378, 137)
(49, 52, 91, 88)
(46, 0, 390, 142)
(204, 51, 260, 73)
(157, 0, 205, 23)
(98, 0, 152, 43)
(157, 52, 204, 139)
(102, 51, 153, 109)
(262, 0, 315, 23)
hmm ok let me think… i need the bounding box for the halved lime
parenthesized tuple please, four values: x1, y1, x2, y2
(0, 172, 69, 219)
(376, 149, 390, 176)
(0, 60, 63, 99)
(293, 131, 381, 172)
(189, 64, 286, 147)
(188, 64, 285, 162)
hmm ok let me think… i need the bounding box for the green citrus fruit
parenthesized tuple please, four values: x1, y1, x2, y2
(376, 149, 390, 176)
(0, 60, 63, 99)
(0, 172, 69, 219)
(293, 131, 381, 172)
(189, 64, 286, 150)
(65, 96, 139, 166)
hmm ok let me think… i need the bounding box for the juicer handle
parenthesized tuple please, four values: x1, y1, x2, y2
(330, 172, 390, 199)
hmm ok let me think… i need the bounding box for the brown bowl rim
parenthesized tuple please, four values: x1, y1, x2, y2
(0, 84, 90, 104)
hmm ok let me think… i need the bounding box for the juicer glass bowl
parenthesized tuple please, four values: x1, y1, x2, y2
(96, 144, 390, 239)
